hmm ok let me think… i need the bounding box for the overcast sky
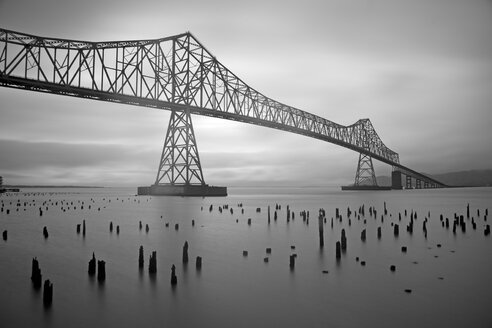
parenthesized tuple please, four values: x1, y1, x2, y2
(0, 0, 491, 187)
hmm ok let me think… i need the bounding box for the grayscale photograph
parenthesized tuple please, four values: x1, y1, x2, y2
(0, 0, 491, 327)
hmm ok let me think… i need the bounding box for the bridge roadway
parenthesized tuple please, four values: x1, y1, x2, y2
(0, 28, 446, 188)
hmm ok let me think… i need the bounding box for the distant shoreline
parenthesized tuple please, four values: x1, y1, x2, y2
(3, 185, 104, 189)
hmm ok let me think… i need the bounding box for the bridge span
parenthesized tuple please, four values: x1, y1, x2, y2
(0, 28, 446, 195)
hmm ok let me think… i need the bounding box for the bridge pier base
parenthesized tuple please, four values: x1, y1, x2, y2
(137, 184, 227, 197)
(138, 109, 227, 197)
(391, 170, 403, 190)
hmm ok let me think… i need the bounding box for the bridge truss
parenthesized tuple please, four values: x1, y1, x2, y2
(0, 28, 445, 189)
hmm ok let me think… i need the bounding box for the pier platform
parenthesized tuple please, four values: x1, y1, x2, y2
(341, 185, 392, 191)
(137, 184, 227, 197)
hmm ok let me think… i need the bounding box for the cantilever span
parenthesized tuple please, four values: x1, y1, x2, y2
(0, 28, 446, 191)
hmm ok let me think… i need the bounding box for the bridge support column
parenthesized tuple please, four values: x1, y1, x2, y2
(342, 153, 392, 190)
(405, 175, 412, 189)
(138, 110, 227, 197)
(424, 181, 429, 189)
(391, 170, 403, 190)
(415, 179, 422, 189)
(354, 153, 377, 187)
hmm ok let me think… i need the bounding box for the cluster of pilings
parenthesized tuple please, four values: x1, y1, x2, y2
(88, 252, 106, 282)
(30, 257, 53, 307)
(2, 192, 490, 306)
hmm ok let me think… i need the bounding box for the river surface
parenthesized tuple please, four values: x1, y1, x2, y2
(1, 186, 491, 327)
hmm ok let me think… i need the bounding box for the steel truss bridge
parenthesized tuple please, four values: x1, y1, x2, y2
(0, 28, 446, 191)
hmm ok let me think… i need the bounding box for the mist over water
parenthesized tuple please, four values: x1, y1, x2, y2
(1, 186, 491, 327)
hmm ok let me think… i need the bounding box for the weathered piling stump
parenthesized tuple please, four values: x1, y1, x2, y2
(377, 226, 382, 239)
(109, 222, 113, 232)
(361, 229, 366, 242)
(318, 215, 324, 247)
(145, 224, 149, 233)
(139, 221, 142, 230)
(76, 224, 81, 234)
(175, 223, 179, 231)
(336, 241, 341, 260)
(82, 220, 86, 236)
(485, 225, 490, 236)
(394, 224, 399, 237)
(192, 219, 195, 227)
(247, 218, 252, 225)
(43, 226, 49, 239)
(171, 264, 177, 285)
(138, 246, 144, 269)
(341, 229, 347, 250)
(243, 250, 248, 257)
(149, 251, 157, 274)
(183, 241, 189, 263)
(266, 248, 272, 254)
(390, 265, 396, 272)
(289, 254, 295, 269)
(31, 257, 42, 289)
(2, 230, 7, 241)
(196, 256, 202, 270)
(88, 252, 96, 276)
(97, 260, 106, 282)
(116, 225, 120, 235)
(401, 246, 407, 253)
(43, 279, 53, 307)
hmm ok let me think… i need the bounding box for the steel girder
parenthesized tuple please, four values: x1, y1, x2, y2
(0, 28, 446, 187)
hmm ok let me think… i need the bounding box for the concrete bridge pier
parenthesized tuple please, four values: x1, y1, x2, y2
(391, 170, 403, 190)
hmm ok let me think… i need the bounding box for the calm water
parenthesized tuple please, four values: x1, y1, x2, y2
(1, 186, 491, 327)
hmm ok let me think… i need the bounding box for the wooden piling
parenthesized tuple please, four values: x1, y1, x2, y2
(31, 257, 42, 289)
(43, 279, 53, 307)
(149, 251, 157, 274)
(138, 246, 144, 269)
(171, 264, 177, 285)
(88, 252, 96, 276)
(183, 241, 189, 263)
(97, 260, 106, 282)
